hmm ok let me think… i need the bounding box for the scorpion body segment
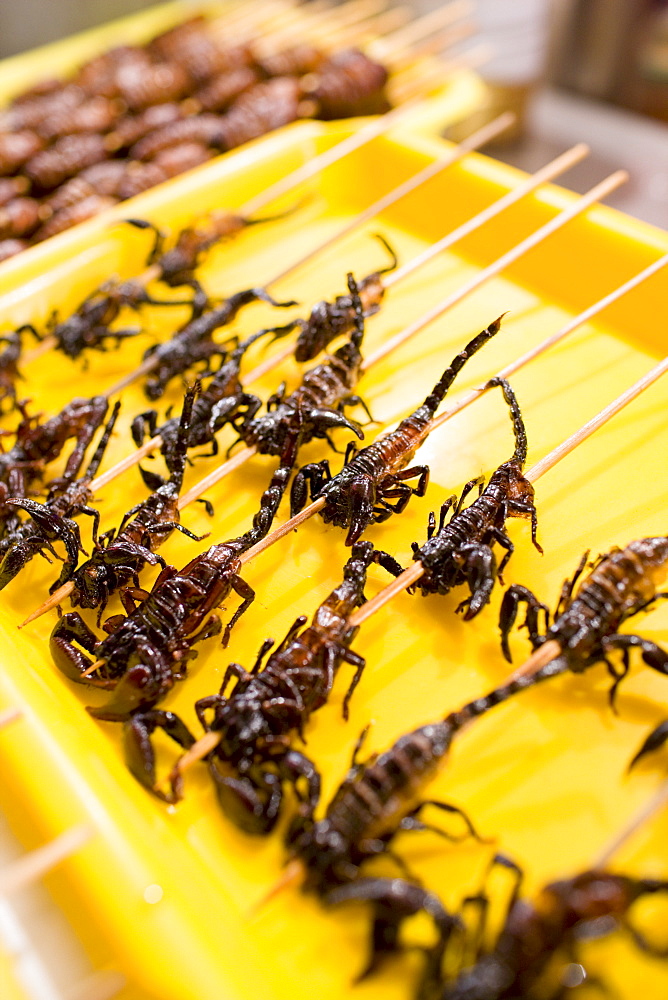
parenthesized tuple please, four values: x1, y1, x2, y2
(140, 286, 296, 400)
(499, 536, 668, 704)
(411, 377, 541, 620)
(67, 385, 205, 616)
(141, 540, 402, 823)
(291, 316, 505, 545)
(50, 429, 302, 720)
(238, 273, 372, 457)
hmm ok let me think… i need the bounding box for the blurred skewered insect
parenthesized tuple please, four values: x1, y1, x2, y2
(0, 393, 110, 529)
(0, 402, 120, 591)
(126, 539, 402, 818)
(0, 324, 41, 413)
(418, 855, 668, 1000)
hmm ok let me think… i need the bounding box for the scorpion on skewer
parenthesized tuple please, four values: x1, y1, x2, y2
(131, 324, 286, 475)
(291, 315, 506, 545)
(139, 285, 297, 401)
(54, 383, 207, 618)
(499, 535, 668, 706)
(233, 272, 376, 457)
(409, 376, 542, 620)
(0, 402, 120, 591)
(126, 540, 402, 817)
(419, 856, 668, 1000)
(50, 426, 303, 720)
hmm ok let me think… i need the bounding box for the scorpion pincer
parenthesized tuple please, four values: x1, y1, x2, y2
(290, 315, 506, 545)
(124, 540, 402, 817)
(49, 427, 303, 721)
(233, 272, 375, 457)
(499, 536, 668, 707)
(419, 856, 668, 1000)
(65, 383, 207, 619)
(0, 402, 120, 591)
(409, 377, 542, 620)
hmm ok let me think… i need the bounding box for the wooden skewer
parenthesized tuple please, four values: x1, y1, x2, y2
(368, 0, 473, 61)
(94, 138, 585, 480)
(20, 96, 426, 365)
(167, 358, 668, 780)
(387, 18, 477, 72)
(66, 970, 127, 1000)
(23, 162, 630, 627)
(0, 707, 22, 729)
(349, 354, 668, 627)
(594, 778, 668, 870)
(0, 825, 93, 897)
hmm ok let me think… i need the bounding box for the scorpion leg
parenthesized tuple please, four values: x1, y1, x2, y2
(251, 637, 276, 673)
(398, 800, 484, 843)
(436, 496, 458, 535)
(50, 613, 110, 686)
(131, 410, 158, 447)
(209, 765, 285, 835)
(628, 719, 668, 770)
(308, 408, 365, 442)
(341, 648, 366, 720)
(392, 464, 430, 497)
(222, 576, 255, 647)
(324, 877, 457, 982)
(621, 882, 668, 958)
(340, 393, 375, 425)
(220, 661, 251, 697)
(276, 616, 308, 654)
(602, 634, 668, 706)
(499, 585, 549, 662)
(123, 709, 196, 802)
(290, 460, 332, 515)
(454, 476, 485, 516)
(556, 550, 590, 617)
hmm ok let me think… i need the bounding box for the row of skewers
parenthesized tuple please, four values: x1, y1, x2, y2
(0, 106, 667, 1000)
(0, 0, 474, 259)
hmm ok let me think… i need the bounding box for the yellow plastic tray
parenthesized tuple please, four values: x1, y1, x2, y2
(0, 121, 667, 1000)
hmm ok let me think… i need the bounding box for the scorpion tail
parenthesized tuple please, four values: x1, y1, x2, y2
(484, 377, 528, 468)
(371, 233, 399, 275)
(422, 314, 508, 418)
(628, 719, 668, 770)
(83, 400, 122, 481)
(346, 272, 366, 352)
(444, 655, 568, 733)
(168, 381, 199, 492)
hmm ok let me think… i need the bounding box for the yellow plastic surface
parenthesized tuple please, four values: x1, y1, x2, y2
(0, 120, 667, 1000)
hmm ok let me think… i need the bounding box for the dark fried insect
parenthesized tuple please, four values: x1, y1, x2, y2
(410, 377, 541, 620)
(67, 384, 206, 618)
(0, 131, 45, 176)
(0, 394, 109, 526)
(303, 48, 391, 120)
(421, 858, 668, 1000)
(131, 324, 280, 474)
(289, 235, 396, 363)
(291, 316, 505, 545)
(0, 197, 41, 240)
(193, 66, 261, 113)
(42, 277, 193, 361)
(0, 324, 41, 414)
(127, 540, 402, 816)
(0, 402, 120, 591)
(50, 427, 302, 721)
(499, 536, 668, 706)
(30, 194, 117, 243)
(34, 96, 120, 141)
(235, 272, 373, 457)
(140, 285, 296, 400)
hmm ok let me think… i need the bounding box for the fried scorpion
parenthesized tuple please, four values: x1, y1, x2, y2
(125, 540, 402, 818)
(499, 535, 668, 707)
(50, 427, 302, 721)
(409, 376, 542, 620)
(290, 315, 506, 545)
